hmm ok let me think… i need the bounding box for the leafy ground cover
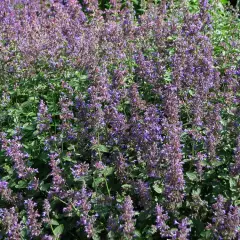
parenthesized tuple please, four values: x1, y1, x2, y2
(0, 0, 239, 239)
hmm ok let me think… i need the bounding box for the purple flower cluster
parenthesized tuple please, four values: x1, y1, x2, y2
(75, 186, 95, 238)
(135, 180, 151, 209)
(174, 218, 191, 240)
(25, 199, 42, 238)
(162, 85, 185, 209)
(71, 162, 89, 179)
(48, 153, 66, 198)
(120, 195, 136, 239)
(156, 204, 170, 238)
(0, 180, 15, 202)
(59, 94, 77, 139)
(37, 100, 52, 133)
(0, 133, 38, 178)
(0, 0, 239, 239)
(207, 195, 239, 239)
(231, 136, 240, 176)
(0, 207, 22, 240)
(42, 199, 51, 224)
(155, 204, 191, 239)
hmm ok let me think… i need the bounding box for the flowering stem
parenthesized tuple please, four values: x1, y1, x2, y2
(53, 196, 80, 216)
(97, 132, 111, 197)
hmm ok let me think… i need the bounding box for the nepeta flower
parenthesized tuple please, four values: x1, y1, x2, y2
(28, 177, 39, 190)
(174, 218, 191, 240)
(37, 100, 52, 133)
(48, 153, 66, 198)
(135, 180, 151, 209)
(120, 195, 136, 239)
(115, 152, 128, 183)
(162, 85, 185, 209)
(25, 199, 42, 237)
(75, 186, 95, 239)
(208, 195, 239, 239)
(231, 136, 240, 176)
(0, 133, 38, 178)
(107, 214, 120, 232)
(41, 235, 54, 240)
(59, 94, 76, 139)
(0, 207, 22, 240)
(42, 199, 51, 224)
(195, 152, 206, 176)
(0, 181, 15, 202)
(0, 91, 10, 107)
(156, 204, 170, 238)
(71, 162, 89, 179)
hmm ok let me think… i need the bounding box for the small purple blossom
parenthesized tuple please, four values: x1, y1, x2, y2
(71, 162, 89, 179)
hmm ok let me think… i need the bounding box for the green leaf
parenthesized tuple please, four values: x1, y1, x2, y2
(220, 0, 229, 4)
(186, 172, 198, 181)
(40, 183, 51, 192)
(15, 180, 28, 189)
(192, 188, 201, 196)
(229, 178, 237, 190)
(133, 230, 141, 237)
(91, 144, 109, 153)
(153, 182, 162, 194)
(121, 184, 132, 190)
(53, 224, 64, 237)
(93, 177, 105, 187)
(23, 124, 35, 131)
(50, 219, 59, 226)
(102, 166, 114, 176)
(200, 230, 212, 239)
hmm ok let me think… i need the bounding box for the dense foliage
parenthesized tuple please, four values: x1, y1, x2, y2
(0, 0, 239, 239)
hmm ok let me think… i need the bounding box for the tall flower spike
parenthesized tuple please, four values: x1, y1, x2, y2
(42, 199, 51, 224)
(162, 85, 185, 210)
(0, 207, 22, 240)
(48, 153, 66, 198)
(37, 100, 52, 133)
(59, 94, 76, 140)
(75, 185, 95, 239)
(121, 195, 136, 239)
(0, 133, 38, 178)
(135, 180, 151, 209)
(156, 204, 170, 238)
(175, 218, 191, 240)
(231, 136, 240, 176)
(208, 195, 240, 239)
(0, 181, 15, 203)
(25, 199, 42, 238)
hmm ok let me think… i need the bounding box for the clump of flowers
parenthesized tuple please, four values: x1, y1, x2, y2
(0, 0, 239, 239)
(25, 199, 42, 238)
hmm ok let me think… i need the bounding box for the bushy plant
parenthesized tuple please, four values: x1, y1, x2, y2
(0, 0, 239, 239)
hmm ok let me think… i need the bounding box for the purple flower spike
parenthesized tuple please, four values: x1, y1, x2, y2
(25, 199, 42, 237)
(121, 195, 136, 239)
